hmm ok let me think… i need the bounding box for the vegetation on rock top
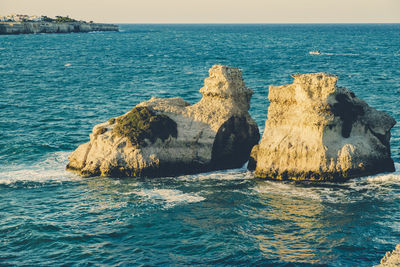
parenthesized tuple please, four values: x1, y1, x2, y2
(112, 107, 177, 147)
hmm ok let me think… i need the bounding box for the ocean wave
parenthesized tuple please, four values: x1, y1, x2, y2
(366, 173, 400, 183)
(252, 181, 324, 201)
(0, 151, 81, 186)
(252, 162, 400, 204)
(365, 163, 400, 183)
(134, 188, 205, 208)
(178, 167, 252, 181)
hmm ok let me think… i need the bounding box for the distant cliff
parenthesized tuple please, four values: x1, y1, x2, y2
(0, 22, 118, 35)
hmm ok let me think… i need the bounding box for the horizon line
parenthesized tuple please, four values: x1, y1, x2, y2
(112, 22, 400, 25)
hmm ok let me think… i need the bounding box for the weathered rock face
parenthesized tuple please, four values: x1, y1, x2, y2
(67, 65, 260, 177)
(379, 244, 400, 266)
(250, 73, 396, 181)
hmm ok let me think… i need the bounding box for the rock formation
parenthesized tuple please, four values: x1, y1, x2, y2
(379, 244, 400, 266)
(250, 73, 396, 181)
(67, 65, 260, 177)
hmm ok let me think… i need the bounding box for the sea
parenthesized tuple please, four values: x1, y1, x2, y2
(1, 24, 399, 266)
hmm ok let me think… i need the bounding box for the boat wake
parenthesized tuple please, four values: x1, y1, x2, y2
(308, 51, 359, 56)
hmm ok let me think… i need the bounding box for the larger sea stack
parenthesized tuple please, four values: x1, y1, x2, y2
(67, 65, 259, 177)
(250, 73, 396, 181)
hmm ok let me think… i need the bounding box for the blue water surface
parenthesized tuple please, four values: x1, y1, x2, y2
(0, 24, 400, 266)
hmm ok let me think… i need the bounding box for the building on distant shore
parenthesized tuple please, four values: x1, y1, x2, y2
(0, 14, 86, 23)
(0, 14, 45, 22)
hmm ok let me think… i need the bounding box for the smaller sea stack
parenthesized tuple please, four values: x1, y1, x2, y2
(250, 73, 396, 181)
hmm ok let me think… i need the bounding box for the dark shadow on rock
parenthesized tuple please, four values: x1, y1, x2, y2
(211, 116, 260, 170)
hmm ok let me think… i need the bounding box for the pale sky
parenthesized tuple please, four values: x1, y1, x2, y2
(2, 0, 400, 23)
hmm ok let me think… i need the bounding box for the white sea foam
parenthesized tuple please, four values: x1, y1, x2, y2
(134, 188, 205, 207)
(365, 163, 400, 183)
(252, 162, 400, 203)
(252, 181, 324, 201)
(251, 180, 383, 204)
(179, 167, 252, 181)
(88, 200, 128, 213)
(0, 151, 81, 185)
(366, 173, 400, 183)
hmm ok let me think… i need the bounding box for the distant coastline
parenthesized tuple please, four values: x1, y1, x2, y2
(0, 15, 118, 35)
(0, 21, 119, 35)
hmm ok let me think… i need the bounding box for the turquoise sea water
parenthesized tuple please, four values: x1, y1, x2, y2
(1, 24, 400, 266)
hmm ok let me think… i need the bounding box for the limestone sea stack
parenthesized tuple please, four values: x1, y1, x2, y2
(67, 65, 260, 177)
(249, 73, 396, 181)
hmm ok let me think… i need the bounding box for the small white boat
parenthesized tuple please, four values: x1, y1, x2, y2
(309, 51, 321, 55)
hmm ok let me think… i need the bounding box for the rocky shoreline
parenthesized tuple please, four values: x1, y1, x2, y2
(0, 21, 118, 35)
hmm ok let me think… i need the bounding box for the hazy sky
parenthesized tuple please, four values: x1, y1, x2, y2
(2, 0, 400, 23)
